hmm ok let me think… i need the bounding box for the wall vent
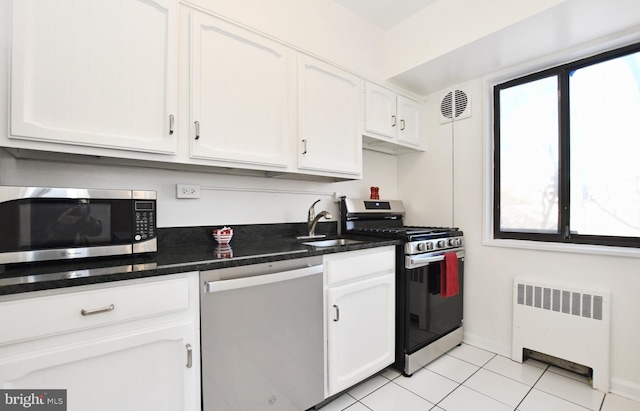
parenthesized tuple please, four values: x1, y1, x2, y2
(439, 89, 471, 124)
(515, 283, 604, 320)
(512, 278, 610, 392)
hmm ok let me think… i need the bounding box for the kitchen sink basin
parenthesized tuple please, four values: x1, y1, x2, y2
(302, 238, 365, 247)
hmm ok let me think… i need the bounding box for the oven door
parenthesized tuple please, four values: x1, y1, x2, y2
(403, 249, 464, 354)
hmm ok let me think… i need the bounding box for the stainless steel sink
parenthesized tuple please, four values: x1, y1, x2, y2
(302, 238, 365, 247)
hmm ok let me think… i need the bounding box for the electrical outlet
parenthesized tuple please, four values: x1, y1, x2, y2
(176, 184, 200, 199)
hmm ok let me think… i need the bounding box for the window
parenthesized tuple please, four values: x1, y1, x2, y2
(494, 43, 640, 248)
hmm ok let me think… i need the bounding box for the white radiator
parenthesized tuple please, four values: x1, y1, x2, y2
(512, 277, 611, 392)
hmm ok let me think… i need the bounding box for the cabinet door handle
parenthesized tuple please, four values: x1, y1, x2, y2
(400, 119, 405, 131)
(194, 121, 200, 140)
(391, 115, 397, 127)
(333, 304, 340, 322)
(302, 139, 307, 155)
(169, 114, 175, 135)
(186, 343, 193, 368)
(80, 304, 115, 316)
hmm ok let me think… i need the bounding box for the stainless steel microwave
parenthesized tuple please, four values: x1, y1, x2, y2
(0, 186, 157, 264)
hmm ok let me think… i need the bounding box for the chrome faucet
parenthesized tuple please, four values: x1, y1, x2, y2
(306, 199, 332, 238)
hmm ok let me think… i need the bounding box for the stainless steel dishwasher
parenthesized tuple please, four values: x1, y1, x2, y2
(200, 257, 324, 411)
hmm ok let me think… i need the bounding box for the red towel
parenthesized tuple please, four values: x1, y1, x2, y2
(440, 252, 459, 297)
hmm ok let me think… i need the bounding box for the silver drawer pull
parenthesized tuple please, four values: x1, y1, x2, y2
(169, 114, 175, 135)
(186, 343, 193, 368)
(391, 115, 397, 127)
(80, 304, 115, 316)
(333, 304, 340, 322)
(194, 121, 200, 140)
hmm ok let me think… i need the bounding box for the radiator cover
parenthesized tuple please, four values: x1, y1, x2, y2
(512, 277, 611, 392)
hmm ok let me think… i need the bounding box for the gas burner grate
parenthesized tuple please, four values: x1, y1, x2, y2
(351, 226, 460, 239)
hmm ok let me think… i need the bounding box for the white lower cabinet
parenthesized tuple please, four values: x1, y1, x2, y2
(0, 272, 200, 411)
(324, 246, 395, 397)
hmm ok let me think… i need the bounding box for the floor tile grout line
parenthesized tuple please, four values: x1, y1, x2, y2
(353, 399, 374, 411)
(598, 393, 606, 411)
(430, 353, 491, 409)
(514, 363, 550, 410)
(384, 378, 440, 408)
(352, 353, 484, 411)
(431, 380, 464, 410)
(528, 367, 600, 411)
(479, 363, 544, 389)
(447, 351, 497, 369)
(428, 351, 554, 411)
(348, 376, 393, 406)
(397, 350, 493, 409)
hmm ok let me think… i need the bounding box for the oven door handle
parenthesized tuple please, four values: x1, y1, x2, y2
(405, 248, 464, 269)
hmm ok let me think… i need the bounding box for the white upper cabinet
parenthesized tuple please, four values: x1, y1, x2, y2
(364, 84, 397, 139)
(396, 95, 422, 146)
(189, 12, 293, 169)
(4, 1, 369, 179)
(297, 55, 363, 178)
(9, 0, 178, 154)
(363, 82, 424, 154)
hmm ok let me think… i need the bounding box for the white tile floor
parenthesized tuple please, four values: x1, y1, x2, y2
(318, 344, 640, 411)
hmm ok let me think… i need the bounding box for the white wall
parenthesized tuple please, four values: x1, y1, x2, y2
(0, 149, 397, 228)
(399, 70, 640, 401)
(383, 0, 565, 80)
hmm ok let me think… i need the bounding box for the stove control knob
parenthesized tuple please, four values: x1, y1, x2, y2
(436, 240, 445, 248)
(427, 242, 434, 250)
(455, 238, 462, 247)
(447, 238, 454, 246)
(417, 242, 426, 252)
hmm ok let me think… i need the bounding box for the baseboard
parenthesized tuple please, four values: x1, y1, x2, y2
(462, 331, 511, 358)
(611, 378, 640, 402)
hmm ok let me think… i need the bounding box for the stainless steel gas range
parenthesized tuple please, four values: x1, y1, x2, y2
(340, 198, 464, 376)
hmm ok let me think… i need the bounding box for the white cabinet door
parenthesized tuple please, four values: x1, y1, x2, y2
(363, 82, 424, 153)
(396, 95, 422, 147)
(364, 82, 397, 140)
(189, 12, 293, 169)
(0, 273, 200, 411)
(9, 0, 178, 154)
(0, 323, 197, 411)
(297, 55, 362, 178)
(326, 273, 395, 395)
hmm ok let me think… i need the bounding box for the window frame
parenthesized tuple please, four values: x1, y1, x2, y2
(493, 42, 640, 249)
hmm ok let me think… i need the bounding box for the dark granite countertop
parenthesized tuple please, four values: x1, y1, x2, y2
(0, 223, 400, 296)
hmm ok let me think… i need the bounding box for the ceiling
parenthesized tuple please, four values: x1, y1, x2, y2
(333, 0, 437, 29)
(333, 0, 640, 95)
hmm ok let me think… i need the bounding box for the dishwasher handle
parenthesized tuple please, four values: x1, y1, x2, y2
(204, 264, 323, 293)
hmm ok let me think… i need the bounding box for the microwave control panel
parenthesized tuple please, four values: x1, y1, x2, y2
(134, 201, 156, 241)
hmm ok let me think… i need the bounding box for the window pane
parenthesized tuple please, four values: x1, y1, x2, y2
(570, 51, 640, 237)
(499, 76, 559, 233)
